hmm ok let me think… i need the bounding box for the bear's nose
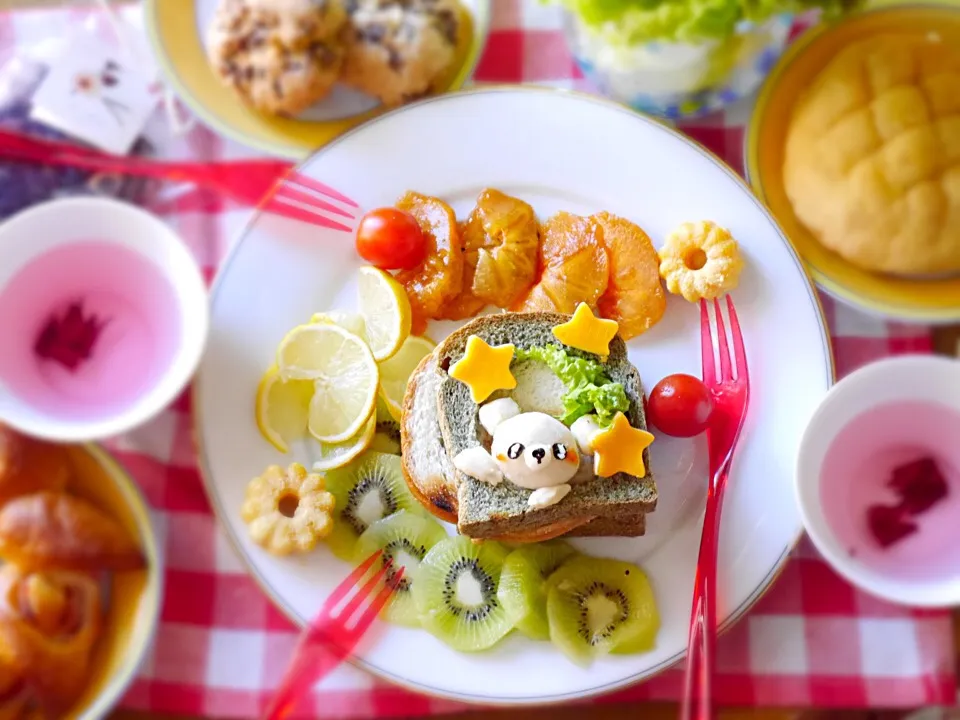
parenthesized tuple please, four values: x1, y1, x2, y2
(531, 447, 546, 463)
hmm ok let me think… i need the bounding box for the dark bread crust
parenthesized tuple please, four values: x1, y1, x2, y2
(435, 311, 657, 539)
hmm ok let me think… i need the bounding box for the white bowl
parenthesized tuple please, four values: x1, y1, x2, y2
(0, 197, 208, 441)
(796, 354, 960, 607)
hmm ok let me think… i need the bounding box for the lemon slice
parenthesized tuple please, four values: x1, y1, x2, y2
(310, 310, 366, 339)
(357, 266, 412, 362)
(311, 412, 377, 471)
(276, 323, 378, 442)
(378, 335, 435, 421)
(277, 323, 372, 380)
(255, 365, 314, 453)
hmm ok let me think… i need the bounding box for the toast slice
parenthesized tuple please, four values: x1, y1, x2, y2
(401, 351, 459, 524)
(572, 512, 645, 537)
(400, 348, 647, 540)
(434, 312, 657, 539)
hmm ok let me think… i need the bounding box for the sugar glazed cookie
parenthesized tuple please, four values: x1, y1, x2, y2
(342, 0, 463, 107)
(207, 0, 348, 116)
(783, 34, 960, 276)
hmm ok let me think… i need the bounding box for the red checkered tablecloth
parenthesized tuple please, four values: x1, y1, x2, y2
(3, 3, 957, 718)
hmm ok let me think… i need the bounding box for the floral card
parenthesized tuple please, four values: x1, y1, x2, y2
(30, 34, 159, 155)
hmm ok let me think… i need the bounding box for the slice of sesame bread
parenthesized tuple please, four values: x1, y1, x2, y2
(400, 347, 648, 540)
(434, 312, 657, 539)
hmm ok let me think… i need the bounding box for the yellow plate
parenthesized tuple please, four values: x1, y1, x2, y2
(145, 0, 490, 159)
(60, 445, 161, 720)
(746, 2, 960, 323)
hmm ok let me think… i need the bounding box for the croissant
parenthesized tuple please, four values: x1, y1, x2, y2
(0, 668, 32, 720)
(0, 565, 101, 715)
(0, 492, 144, 573)
(0, 428, 70, 507)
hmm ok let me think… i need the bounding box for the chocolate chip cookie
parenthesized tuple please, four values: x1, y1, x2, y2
(341, 0, 464, 107)
(207, 0, 348, 116)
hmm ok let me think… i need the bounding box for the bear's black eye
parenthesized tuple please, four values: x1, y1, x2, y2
(552, 443, 567, 460)
(507, 443, 524, 460)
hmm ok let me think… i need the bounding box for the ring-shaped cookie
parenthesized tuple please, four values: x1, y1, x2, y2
(658, 220, 744, 303)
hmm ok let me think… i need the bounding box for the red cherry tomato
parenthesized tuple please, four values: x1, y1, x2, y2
(355, 208, 427, 270)
(646, 373, 714, 438)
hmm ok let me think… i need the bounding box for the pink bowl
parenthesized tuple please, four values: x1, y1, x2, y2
(796, 355, 960, 607)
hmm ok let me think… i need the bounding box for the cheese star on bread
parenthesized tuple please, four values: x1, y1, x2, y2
(552, 303, 619, 357)
(448, 335, 517, 403)
(592, 412, 655, 478)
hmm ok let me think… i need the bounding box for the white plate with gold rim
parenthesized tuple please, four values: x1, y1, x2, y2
(194, 87, 833, 704)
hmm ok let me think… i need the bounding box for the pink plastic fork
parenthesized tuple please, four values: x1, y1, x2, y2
(262, 550, 403, 720)
(0, 127, 358, 232)
(680, 296, 750, 720)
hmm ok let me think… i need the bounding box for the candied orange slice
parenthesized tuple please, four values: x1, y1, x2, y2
(515, 212, 608, 314)
(395, 191, 463, 331)
(594, 212, 666, 340)
(512, 283, 555, 312)
(409, 311, 429, 337)
(439, 220, 487, 320)
(441, 190, 540, 320)
(441, 289, 488, 321)
(462, 189, 540, 306)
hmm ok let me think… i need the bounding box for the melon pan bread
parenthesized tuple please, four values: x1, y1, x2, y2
(783, 34, 960, 275)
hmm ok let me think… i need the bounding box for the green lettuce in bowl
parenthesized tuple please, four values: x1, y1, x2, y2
(556, 0, 863, 46)
(553, 0, 862, 119)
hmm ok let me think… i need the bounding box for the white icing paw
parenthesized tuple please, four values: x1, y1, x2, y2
(527, 484, 571, 509)
(571, 415, 602, 455)
(453, 446, 503, 485)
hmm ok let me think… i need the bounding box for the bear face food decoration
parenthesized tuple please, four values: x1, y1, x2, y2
(490, 413, 580, 490)
(453, 398, 580, 509)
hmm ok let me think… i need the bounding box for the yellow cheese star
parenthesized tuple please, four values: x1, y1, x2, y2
(552, 302, 619, 357)
(592, 412, 655, 478)
(449, 335, 517, 403)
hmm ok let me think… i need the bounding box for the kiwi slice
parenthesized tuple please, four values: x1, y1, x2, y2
(375, 395, 395, 423)
(354, 510, 447, 627)
(369, 429, 401, 455)
(497, 541, 577, 640)
(324, 451, 424, 560)
(412, 536, 515, 652)
(546, 555, 659, 665)
(372, 398, 402, 455)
